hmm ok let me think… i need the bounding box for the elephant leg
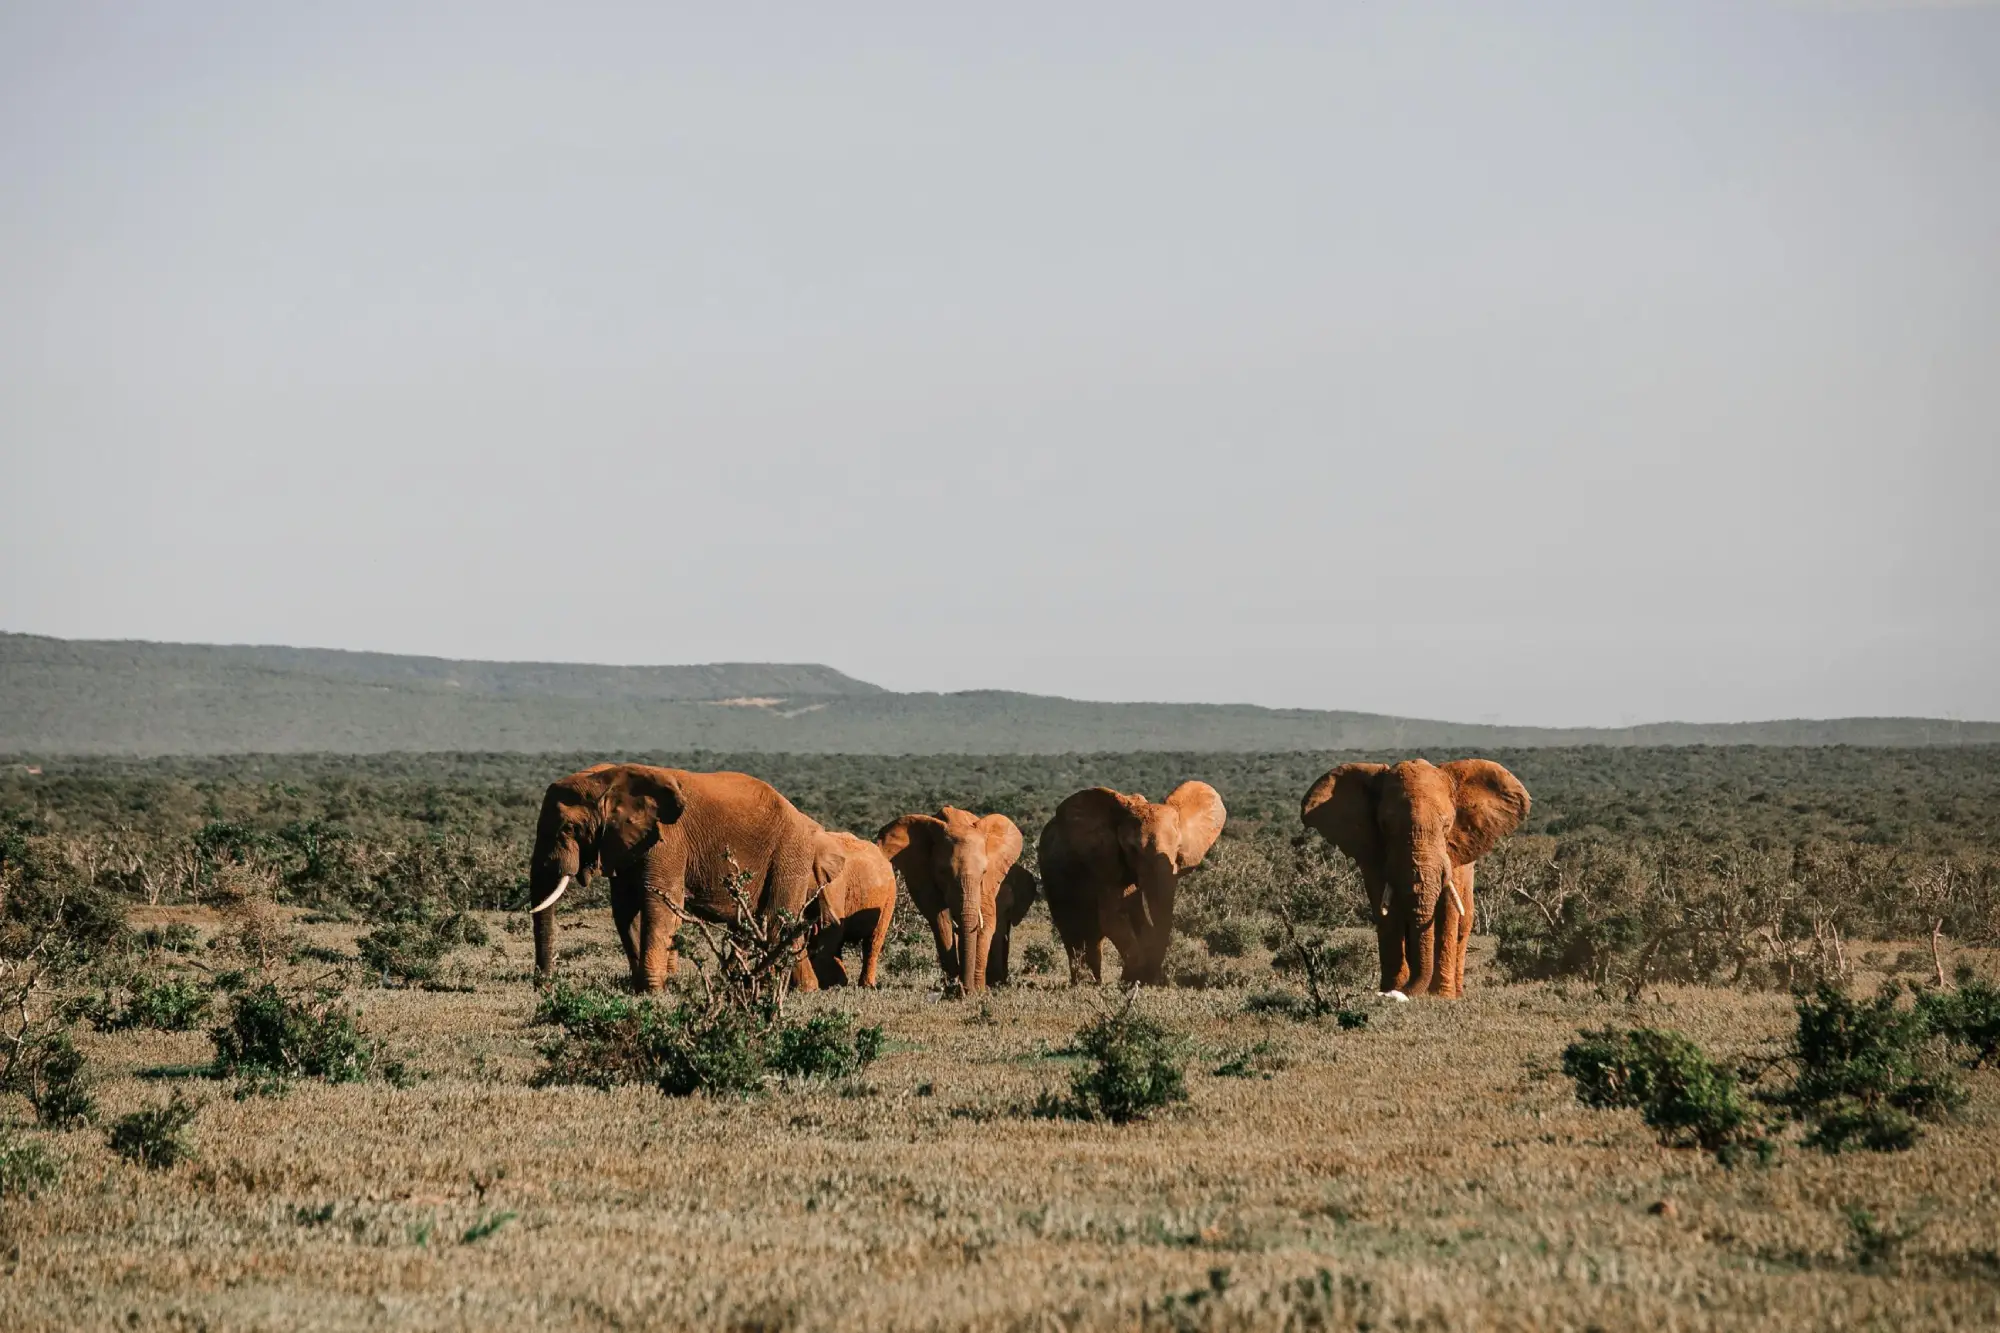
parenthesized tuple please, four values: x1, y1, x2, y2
(1081, 936, 1104, 984)
(1442, 865, 1476, 998)
(1102, 893, 1147, 986)
(1376, 919, 1410, 994)
(634, 844, 687, 993)
(811, 948, 850, 988)
(611, 876, 645, 979)
(1402, 909, 1438, 997)
(987, 928, 1011, 987)
(860, 906, 891, 988)
(930, 910, 959, 984)
(1364, 872, 1407, 992)
(808, 925, 850, 988)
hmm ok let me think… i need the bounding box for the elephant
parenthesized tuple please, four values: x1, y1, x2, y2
(526, 763, 832, 993)
(804, 830, 897, 987)
(1299, 758, 1530, 999)
(1038, 782, 1227, 986)
(875, 808, 1036, 994)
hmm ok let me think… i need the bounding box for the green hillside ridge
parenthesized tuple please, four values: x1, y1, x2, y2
(3, 631, 1994, 755)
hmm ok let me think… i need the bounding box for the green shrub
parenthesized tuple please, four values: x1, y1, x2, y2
(1039, 1000, 1189, 1123)
(107, 1092, 198, 1170)
(356, 910, 484, 987)
(209, 983, 375, 1083)
(1770, 984, 1962, 1154)
(531, 980, 636, 1030)
(533, 998, 878, 1098)
(1021, 942, 1057, 974)
(0, 1125, 61, 1198)
(531, 1003, 674, 1091)
(1914, 968, 2000, 1069)
(1213, 1041, 1288, 1080)
(1562, 1027, 1771, 1164)
(1200, 920, 1250, 959)
(5, 1031, 97, 1129)
(654, 1005, 767, 1098)
(767, 1012, 885, 1082)
(135, 923, 201, 955)
(83, 973, 212, 1033)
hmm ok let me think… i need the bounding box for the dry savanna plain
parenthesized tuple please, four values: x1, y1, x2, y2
(3, 748, 2000, 1331)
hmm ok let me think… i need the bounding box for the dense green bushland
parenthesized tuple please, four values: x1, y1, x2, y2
(3, 748, 1997, 987)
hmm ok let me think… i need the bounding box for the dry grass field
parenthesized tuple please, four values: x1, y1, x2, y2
(4, 903, 1997, 1333)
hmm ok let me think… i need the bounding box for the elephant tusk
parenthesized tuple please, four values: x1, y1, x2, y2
(529, 875, 572, 914)
(1444, 879, 1466, 921)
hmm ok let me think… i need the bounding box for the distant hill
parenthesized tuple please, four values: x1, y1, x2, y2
(2, 632, 1994, 755)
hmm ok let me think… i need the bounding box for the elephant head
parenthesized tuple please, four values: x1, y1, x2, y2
(876, 808, 1034, 994)
(1300, 758, 1529, 997)
(526, 763, 687, 981)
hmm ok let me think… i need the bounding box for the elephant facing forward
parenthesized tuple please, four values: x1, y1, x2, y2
(805, 831, 897, 987)
(1039, 782, 1226, 986)
(876, 808, 1036, 994)
(1300, 758, 1530, 998)
(526, 764, 831, 992)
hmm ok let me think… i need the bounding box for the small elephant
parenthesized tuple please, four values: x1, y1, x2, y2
(1300, 758, 1530, 998)
(805, 830, 897, 987)
(1038, 782, 1226, 986)
(525, 763, 829, 993)
(875, 808, 1036, 994)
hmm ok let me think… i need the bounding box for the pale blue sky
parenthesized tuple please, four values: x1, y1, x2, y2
(3, 2, 1996, 724)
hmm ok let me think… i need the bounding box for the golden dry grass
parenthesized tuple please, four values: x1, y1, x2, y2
(4, 907, 1998, 1332)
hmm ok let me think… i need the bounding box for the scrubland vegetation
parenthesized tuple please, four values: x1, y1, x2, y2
(3, 747, 1999, 1329)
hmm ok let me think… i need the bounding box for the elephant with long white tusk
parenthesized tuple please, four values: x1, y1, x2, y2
(525, 763, 831, 993)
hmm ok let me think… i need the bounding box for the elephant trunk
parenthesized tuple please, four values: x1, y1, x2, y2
(527, 863, 574, 983)
(1399, 867, 1451, 996)
(957, 875, 985, 994)
(1132, 852, 1180, 984)
(532, 901, 557, 983)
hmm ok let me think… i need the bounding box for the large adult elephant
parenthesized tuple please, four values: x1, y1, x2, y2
(1299, 758, 1530, 999)
(526, 764, 831, 992)
(875, 808, 1035, 994)
(1038, 782, 1226, 986)
(804, 830, 897, 988)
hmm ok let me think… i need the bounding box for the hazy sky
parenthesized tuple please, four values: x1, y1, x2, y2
(3, 2, 1996, 726)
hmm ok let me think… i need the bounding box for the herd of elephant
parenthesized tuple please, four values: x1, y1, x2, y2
(523, 758, 1532, 1001)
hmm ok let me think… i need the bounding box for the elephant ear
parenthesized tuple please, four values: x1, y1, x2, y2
(876, 814, 948, 908)
(976, 814, 1024, 872)
(806, 831, 848, 922)
(811, 832, 848, 889)
(998, 863, 1039, 927)
(1442, 760, 1531, 864)
(614, 766, 689, 825)
(1299, 764, 1387, 871)
(1048, 789, 1138, 883)
(1163, 781, 1226, 871)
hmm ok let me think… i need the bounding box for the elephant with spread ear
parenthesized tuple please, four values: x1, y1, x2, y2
(875, 808, 1036, 994)
(526, 763, 832, 993)
(1038, 782, 1227, 986)
(1299, 758, 1530, 999)
(804, 830, 897, 988)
